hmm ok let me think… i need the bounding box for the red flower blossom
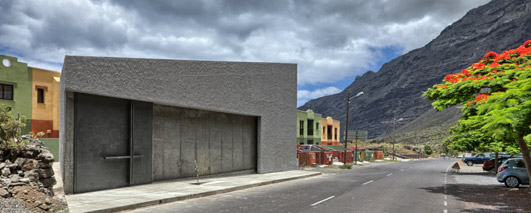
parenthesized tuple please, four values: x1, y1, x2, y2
(461, 69, 472, 76)
(483, 52, 498, 60)
(498, 51, 510, 60)
(437, 85, 448, 89)
(475, 94, 488, 104)
(525, 40, 531, 47)
(444, 74, 460, 83)
(466, 101, 473, 106)
(489, 62, 500, 68)
(472, 62, 485, 70)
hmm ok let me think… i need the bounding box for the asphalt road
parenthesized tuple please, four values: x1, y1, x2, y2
(126, 159, 459, 213)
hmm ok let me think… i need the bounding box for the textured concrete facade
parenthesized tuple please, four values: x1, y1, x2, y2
(60, 56, 297, 194)
(152, 104, 257, 181)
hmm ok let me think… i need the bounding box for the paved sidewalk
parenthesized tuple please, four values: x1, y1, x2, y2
(66, 170, 320, 213)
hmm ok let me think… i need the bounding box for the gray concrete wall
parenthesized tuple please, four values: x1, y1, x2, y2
(60, 56, 297, 194)
(152, 104, 257, 181)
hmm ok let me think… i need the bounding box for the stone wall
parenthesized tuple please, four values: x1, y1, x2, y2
(0, 136, 57, 211)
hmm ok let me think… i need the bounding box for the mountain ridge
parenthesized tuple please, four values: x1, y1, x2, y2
(298, 0, 531, 141)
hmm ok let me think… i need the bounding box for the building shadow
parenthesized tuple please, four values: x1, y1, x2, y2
(441, 171, 496, 177)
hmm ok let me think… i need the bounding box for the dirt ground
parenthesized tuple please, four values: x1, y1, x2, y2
(11, 185, 68, 212)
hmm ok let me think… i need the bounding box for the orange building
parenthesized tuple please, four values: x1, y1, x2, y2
(321, 116, 340, 145)
(31, 67, 60, 138)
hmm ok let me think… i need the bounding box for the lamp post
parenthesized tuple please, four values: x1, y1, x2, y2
(344, 90, 364, 165)
(392, 117, 403, 161)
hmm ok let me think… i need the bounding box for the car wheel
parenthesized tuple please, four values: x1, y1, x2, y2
(504, 176, 520, 188)
(467, 161, 473, 166)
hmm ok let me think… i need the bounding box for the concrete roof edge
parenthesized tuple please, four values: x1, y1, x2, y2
(63, 55, 297, 66)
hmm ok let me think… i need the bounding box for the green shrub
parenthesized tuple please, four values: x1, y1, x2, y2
(424, 145, 433, 155)
(339, 163, 354, 169)
(0, 105, 29, 160)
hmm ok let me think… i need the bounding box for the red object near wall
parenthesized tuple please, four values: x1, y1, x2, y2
(373, 151, 384, 160)
(331, 150, 341, 160)
(298, 152, 307, 167)
(332, 150, 354, 163)
(307, 152, 316, 166)
(31, 119, 59, 138)
(345, 151, 353, 163)
(298, 152, 318, 167)
(315, 151, 333, 165)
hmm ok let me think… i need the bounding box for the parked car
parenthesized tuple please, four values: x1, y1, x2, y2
(497, 158, 529, 188)
(463, 153, 491, 166)
(483, 158, 510, 171)
(298, 145, 327, 152)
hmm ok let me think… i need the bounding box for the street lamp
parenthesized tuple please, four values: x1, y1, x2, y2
(344, 91, 364, 165)
(392, 117, 404, 160)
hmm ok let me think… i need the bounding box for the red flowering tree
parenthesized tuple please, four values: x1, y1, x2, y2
(425, 40, 531, 190)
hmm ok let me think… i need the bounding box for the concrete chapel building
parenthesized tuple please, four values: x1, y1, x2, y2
(60, 56, 297, 194)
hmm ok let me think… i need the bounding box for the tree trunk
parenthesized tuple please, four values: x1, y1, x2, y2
(494, 152, 499, 174)
(516, 136, 531, 191)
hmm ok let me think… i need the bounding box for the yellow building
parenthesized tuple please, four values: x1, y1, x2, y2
(321, 116, 340, 145)
(31, 67, 60, 138)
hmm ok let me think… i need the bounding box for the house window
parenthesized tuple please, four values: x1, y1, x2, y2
(334, 128, 338, 140)
(307, 119, 314, 136)
(37, 88, 45, 103)
(299, 120, 304, 136)
(328, 126, 332, 140)
(316, 123, 319, 135)
(0, 84, 13, 100)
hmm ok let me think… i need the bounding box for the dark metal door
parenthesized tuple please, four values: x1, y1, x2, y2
(74, 93, 152, 193)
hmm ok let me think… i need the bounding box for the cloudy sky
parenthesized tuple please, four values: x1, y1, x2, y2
(0, 0, 490, 106)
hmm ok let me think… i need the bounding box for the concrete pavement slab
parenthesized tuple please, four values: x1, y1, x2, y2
(66, 170, 320, 213)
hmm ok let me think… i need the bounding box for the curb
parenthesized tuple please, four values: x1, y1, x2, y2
(85, 172, 321, 213)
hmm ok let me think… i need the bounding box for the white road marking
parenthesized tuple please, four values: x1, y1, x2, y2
(443, 161, 458, 211)
(400, 169, 405, 171)
(362, 180, 374, 185)
(387, 173, 393, 176)
(311, 196, 335, 207)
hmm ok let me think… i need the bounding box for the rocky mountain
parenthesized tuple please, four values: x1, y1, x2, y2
(298, 0, 531, 141)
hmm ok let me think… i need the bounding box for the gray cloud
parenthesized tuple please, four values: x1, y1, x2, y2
(0, 0, 490, 99)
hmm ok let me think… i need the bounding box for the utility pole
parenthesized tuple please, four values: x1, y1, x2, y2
(344, 90, 350, 166)
(354, 135, 358, 165)
(392, 118, 396, 161)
